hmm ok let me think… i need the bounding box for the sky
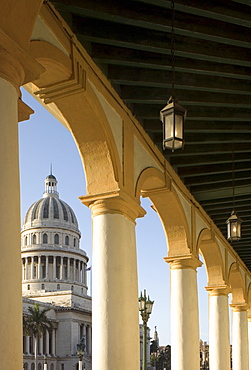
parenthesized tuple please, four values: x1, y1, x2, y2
(19, 87, 209, 346)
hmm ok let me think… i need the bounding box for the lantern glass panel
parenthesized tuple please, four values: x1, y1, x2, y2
(139, 297, 145, 311)
(164, 114, 174, 139)
(175, 114, 183, 139)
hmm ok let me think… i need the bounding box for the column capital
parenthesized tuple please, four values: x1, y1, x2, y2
(164, 254, 202, 270)
(0, 29, 44, 89)
(206, 285, 230, 297)
(80, 190, 146, 222)
(230, 303, 250, 312)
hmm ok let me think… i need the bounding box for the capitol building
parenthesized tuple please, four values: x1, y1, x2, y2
(21, 173, 92, 370)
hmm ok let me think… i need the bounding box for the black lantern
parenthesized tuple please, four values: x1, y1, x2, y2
(160, 96, 186, 151)
(161, 0, 187, 151)
(226, 210, 242, 241)
(226, 148, 242, 241)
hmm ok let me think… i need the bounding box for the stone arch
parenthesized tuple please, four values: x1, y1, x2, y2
(197, 228, 225, 286)
(136, 167, 191, 255)
(228, 262, 246, 304)
(29, 40, 121, 195)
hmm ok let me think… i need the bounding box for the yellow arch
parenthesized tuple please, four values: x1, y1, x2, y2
(198, 228, 225, 286)
(228, 262, 246, 304)
(136, 167, 191, 255)
(29, 40, 121, 195)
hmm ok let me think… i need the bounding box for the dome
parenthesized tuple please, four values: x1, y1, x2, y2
(22, 173, 80, 235)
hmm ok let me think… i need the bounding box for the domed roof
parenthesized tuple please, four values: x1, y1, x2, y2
(22, 173, 80, 234)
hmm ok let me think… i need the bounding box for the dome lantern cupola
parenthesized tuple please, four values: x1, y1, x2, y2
(43, 169, 58, 197)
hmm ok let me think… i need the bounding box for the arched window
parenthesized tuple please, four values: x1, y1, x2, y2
(73, 238, 76, 247)
(65, 235, 69, 245)
(31, 363, 35, 370)
(25, 236, 28, 246)
(50, 364, 54, 370)
(54, 234, 59, 244)
(71, 285, 74, 292)
(33, 234, 37, 244)
(24, 363, 28, 370)
(38, 364, 42, 370)
(43, 233, 48, 244)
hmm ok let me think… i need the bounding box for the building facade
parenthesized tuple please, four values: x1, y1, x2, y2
(22, 174, 92, 370)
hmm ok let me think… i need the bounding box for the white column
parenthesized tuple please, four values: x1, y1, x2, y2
(73, 259, 76, 281)
(24, 258, 28, 280)
(207, 286, 230, 370)
(38, 256, 41, 279)
(165, 255, 202, 370)
(67, 257, 70, 280)
(59, 256, 63, 280)
(46, 330, 50, 355)
(83, 195, 145, 370)
(39, 335, 43, 355)
(231, 304, 249, 370)
(53, 256, 56, 280)
(31, 256, 34, 280)
(52, 329, 56, 355)
(45, 256, 49, 280)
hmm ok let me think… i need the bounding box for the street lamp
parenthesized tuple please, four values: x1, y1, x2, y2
(139, 289, 154, 370)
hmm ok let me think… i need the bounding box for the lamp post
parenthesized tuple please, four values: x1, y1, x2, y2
(139, 289, 154, 370)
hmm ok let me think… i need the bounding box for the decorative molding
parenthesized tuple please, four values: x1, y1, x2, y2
(34, 45, 86, 103)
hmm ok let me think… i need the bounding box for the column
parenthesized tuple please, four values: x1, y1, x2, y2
(81, 193, 145, 370)
(165, 255, 202, 370)
(38, 256, 41, 279)
(46, 330, 50, 355)
(31, 256, 34, 280)
(73, 259, 76, 281)
(51, 329, 56, 356)
(59, 256, 63, 280)
(231, 303, 249, 370)
(67, 257, 70, 280)
(206, 286, 230, 370)
(45, 256, 49, 280)
(24, 257, 28, 280)
(53, 256, 56, 280)
(39, 335, 43, 355)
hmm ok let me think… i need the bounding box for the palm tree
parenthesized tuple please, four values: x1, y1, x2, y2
(23, 303, 52, 370)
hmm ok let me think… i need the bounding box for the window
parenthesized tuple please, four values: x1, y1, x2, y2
(73, 238, 76, 247)
(54, 234, 59, 244)
(61, 364, 64, 370)
(57, 284, 60, 290)
(65, 235, 69, 245)
(43, 233, 48, 244)
(41, 284, 45, 290)
(27, 284, 30, 290)
(25, 236, 28, 246)
(33, 234, 37, 244)
(31, 364, 35, 370)
(38, 364, 42, 370)
(71, 285, 74, 292)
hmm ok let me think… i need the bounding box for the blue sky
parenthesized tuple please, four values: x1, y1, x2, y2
(19, 88, 209, 345)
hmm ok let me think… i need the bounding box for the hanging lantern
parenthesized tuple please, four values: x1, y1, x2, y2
(160, 96, 187, 151)
(226, 210, 242, 241)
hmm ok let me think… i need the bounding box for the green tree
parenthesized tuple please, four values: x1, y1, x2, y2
(23, 303, 52, 370)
